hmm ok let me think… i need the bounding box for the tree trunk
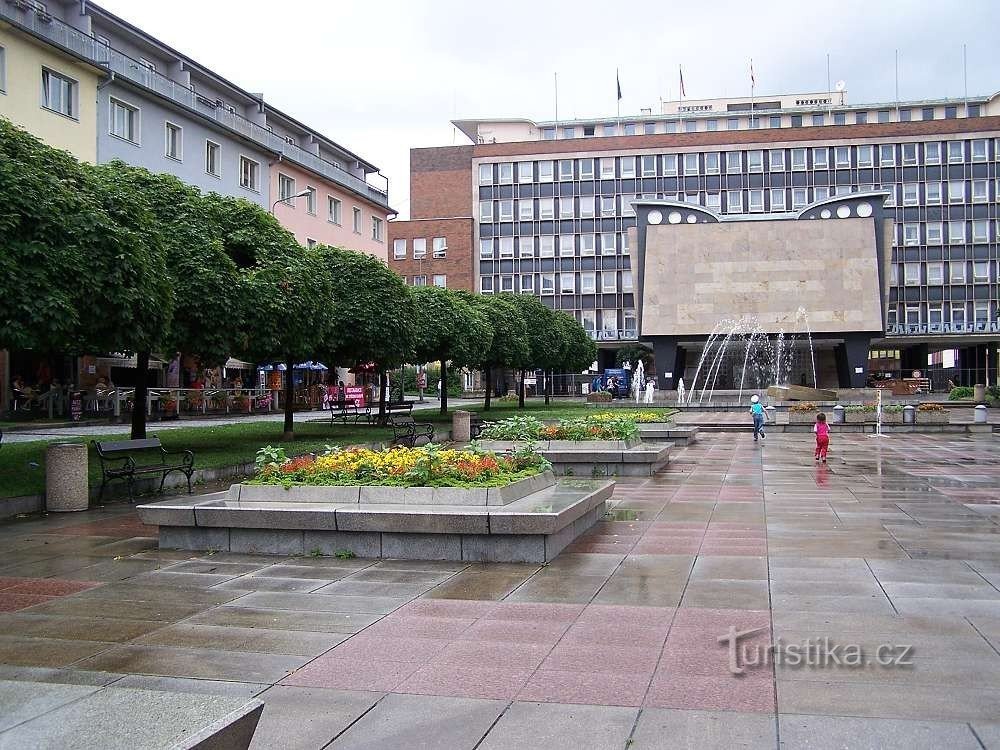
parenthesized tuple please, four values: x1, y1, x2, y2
(518, 368, 526, 408)
(483, 367, 492, 411)
(378, 370, 388, 425)
(282, 357, 295, 440)
(545, 369, 552, 405)
(130, 350, 150, 440)
(439, 358, 448, 416)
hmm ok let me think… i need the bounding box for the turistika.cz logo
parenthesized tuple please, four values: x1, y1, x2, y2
(717, 626, 915, 675)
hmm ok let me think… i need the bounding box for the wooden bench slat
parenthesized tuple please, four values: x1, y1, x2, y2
(96, 438, 162, 453)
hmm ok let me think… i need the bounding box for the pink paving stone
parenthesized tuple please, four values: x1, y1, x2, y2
(659, 636, 773, 677)
(709, 522, 766, 530)
(457, 618, 569, 644)
(396, 663, 534, 701)
(51, 517, 156, 537)
(0, 577, 33, 591)
(576, 605, 675, 629)
(634, 542, 702, 555)
(650, 521, 708, 529)
(328, 635, 450, 664)
(484, 602, 585, 623)
(541, 643, 660, 675)
(642, 528, 705, 538)
(561, 622, 669, 649)
(565, 542, 636, 555)
(645, 673, 775, 712)
(0, 593, 55, 612)
(670, 608, 771, 632)
(697, 545, 767, 556)
(4, 579, 102, 596)
(282, 657, 419, 691)
(364, 615, 476, 639)
(433, 640, 550, 670)
(398, 598, 498, 620)
(517, 669, 651, 707)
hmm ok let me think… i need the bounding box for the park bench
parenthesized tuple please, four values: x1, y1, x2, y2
(330, 399, 367, 425)
(389, 415, 435, 448)
(385, 401, 414, 417)
(92, 437, 195, 503)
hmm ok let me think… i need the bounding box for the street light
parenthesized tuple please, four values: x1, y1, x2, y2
(271, 188, 311, 214)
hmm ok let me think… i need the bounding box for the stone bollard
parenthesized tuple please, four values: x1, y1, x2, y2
(45, 443, 89, 512)
(832, 404, 845, 424)
(975, 404, 988, 424)
(452, 410, 472, 442)
(903, 405, 915, 425)
(974, 384, 986, 403)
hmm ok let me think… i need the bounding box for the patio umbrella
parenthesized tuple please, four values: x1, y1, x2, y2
(258, 363, 287, 372)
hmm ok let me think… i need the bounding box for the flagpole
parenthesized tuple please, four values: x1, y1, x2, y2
(749, 58, 755, 127)
(894, 49, 899, 119)
(554, 72, 559, 126)
(963, 43, 968, 114)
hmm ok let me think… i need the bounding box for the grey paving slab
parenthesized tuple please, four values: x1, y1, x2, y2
(74, 644, 309, 683)
(224, 591, 407, 614)
(0, 613, 165, 642)
(249, 686, 381, 750)
(0, 679, 101, 733)
(328, 692, 506, 750)
(476, 701, 638, 750)
(972, 722, 1000, 749)
(187, 606, 381, 634)
(0, 635, 115, 668)
(111, 674, 267, 698)
(630, 708, 777, 749)
(132, 623, 350, 656)
(777, 713, 982, 749)
(0, 685, 261, 750)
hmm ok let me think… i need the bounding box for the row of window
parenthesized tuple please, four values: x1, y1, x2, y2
(480, 180, 1000, 224)
(478, 140, 998, 185)
(479, 234, 630, 259)
(897, 220, 1000, 246)
(888, 302, 999, 328)
(0, 50, 81, 119)
(275, 173, 382, 241)
(479, 271, 634, 295)
(893, 260, 999, 285)
(535, 103, 980, 141)
(405, 275, 447, 287)
(392, 237, 447, 260)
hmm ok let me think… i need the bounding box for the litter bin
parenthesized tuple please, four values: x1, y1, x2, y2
(974, 384, 986, 403)
(45, 443, 89, 512)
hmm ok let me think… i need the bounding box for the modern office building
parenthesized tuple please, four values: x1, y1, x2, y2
(0, 0, 393, 258)
(401, 88, 1000, 386)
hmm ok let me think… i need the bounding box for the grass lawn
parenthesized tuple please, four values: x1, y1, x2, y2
(0, 399, 675, 499)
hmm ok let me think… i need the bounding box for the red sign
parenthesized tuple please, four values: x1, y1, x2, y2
(418, 372, 427, 389)
(345, 386, 366, 407)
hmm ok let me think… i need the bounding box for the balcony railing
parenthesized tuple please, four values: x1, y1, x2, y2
(1, 0, 390, 208)
(885, 322, 999, 335)
(587, 329, 639, 341)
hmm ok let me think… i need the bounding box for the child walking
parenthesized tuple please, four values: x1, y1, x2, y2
(814, 412, 830, 462)
(749, 394, 767, 441)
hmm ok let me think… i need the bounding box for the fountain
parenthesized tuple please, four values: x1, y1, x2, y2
(683, 309, 837, 404)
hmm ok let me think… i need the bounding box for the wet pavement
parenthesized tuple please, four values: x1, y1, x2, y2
(0, 432, 999, 748)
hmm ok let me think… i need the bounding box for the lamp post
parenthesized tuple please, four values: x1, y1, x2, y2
(270, 188, 311, 215)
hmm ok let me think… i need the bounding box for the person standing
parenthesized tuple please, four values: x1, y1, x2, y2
(814, 412, 830, 463)
(749, 394, 767, 441)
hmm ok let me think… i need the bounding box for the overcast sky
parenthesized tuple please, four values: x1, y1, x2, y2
(100, 0, 1000, 219)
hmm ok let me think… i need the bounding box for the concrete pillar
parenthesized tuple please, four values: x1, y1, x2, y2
(832, 404, 845, 423)
(45, 443, 89, 512)
(974, 405, 987, 423)
(903, 405, 915, 424)
(651, 337, 680, 390)
(452, 410, 472, 442)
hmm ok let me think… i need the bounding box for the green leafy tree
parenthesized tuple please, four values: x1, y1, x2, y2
(410, 286, 492, 415)
(554, 312, 598, 400)
(242, 246, 336, 439)
(508, 295, 563, 408)
(471, 294, 530, 411)
(615, 343, 654, 371)
(315, 246, 416, 424)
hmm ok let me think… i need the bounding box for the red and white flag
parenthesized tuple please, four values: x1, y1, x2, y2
(750, 58, 755, 87)
(679, 66, 686, 98)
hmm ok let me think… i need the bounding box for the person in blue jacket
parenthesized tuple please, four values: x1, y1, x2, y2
(749, 394, 767, 441)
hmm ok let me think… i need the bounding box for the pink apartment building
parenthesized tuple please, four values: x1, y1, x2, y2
(271, 160, 390, 260)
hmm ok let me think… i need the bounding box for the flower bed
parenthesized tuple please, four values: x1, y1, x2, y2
(250, 444, 550, 488)
(916, 403, 949, 424)
(591, 410, 673, 424)
(478, 414, 640, 442)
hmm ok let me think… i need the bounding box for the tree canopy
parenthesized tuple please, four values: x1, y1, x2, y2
(471, 294, 529, 409)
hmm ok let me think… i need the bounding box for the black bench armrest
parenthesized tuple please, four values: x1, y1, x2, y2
(160, 447, 195, 468)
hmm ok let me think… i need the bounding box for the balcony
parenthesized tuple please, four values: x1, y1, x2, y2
(885, 322, 999, 336)
(1, 0, 390, 209)
(587, 330, 639, 342)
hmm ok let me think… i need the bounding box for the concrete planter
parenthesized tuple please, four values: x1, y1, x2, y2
(880, 410, 904, 424)
(476, 438, 641, 452)
(915, 410, 950, 424)
(230, 470, 556, 508)
(844, 410, 876, 424)
(788, 411, 819, 424)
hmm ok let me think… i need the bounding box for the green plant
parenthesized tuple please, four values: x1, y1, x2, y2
(586, 391, 612, 403)
(335, 549, 355, 559)
(255, 445, 288, 471)
(478, 415, 546, 441)
(308, 548, 323, 557)
(882, 404, 904, 414)
(789, 402, 817, 412)
(949, 386, 974, 400)
(917, 402, 945, 411)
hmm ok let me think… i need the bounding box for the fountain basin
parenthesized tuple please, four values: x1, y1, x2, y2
(767, 385, 838, 402)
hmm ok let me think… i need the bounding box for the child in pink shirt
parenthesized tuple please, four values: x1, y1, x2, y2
(813, 412, 830, 462)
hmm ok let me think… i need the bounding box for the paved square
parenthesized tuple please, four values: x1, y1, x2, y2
(0, 432, 998, 747)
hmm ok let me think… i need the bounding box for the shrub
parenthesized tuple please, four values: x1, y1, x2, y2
(789, 402, 817, 413)
(917, 402, 945, 411)
(477, 415, 545, 441)
(882, 404, 904, 414)
(949, 386, 974, 400)
(586, 391, 612, 403)
(592, 410, 671, 424)
(250, 444, 549, 488)
(478, 414, 639, 441)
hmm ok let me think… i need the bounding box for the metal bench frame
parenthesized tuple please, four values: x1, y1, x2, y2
(389, 415, 435, 447)
(92, 437, 194, 503)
